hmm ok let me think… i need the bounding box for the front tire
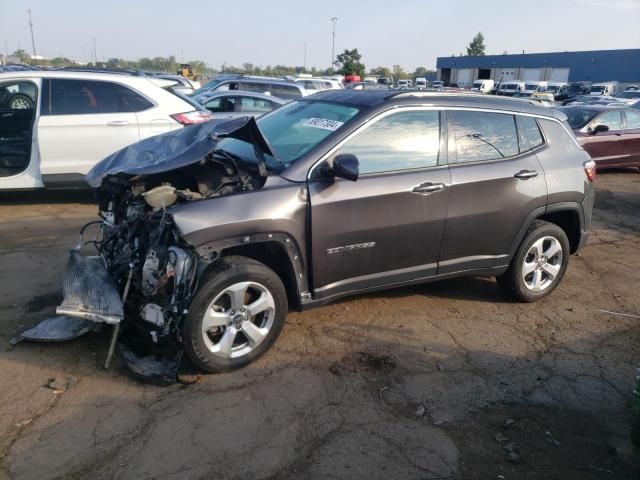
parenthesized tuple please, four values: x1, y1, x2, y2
(182, 256, 287, 373)
(497, 220, 570, 302)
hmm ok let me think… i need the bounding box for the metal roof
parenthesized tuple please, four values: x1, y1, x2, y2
(437, 49, 640, 83)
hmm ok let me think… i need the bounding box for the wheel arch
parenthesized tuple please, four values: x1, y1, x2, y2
(195, 233, 309, 310)
(509, 203, 585, 258)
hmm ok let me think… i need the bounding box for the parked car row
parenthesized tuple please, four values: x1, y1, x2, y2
(0, 69, 212, 190)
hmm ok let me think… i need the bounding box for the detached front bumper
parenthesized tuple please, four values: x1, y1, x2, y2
(55, 251, 124, 325)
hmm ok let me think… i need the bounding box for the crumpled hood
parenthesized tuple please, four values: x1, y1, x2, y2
(85, 116, 274, 188)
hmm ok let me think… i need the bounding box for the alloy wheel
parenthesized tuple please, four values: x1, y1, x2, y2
(522, 236, 563, 292)
(201, 281, 275, 359)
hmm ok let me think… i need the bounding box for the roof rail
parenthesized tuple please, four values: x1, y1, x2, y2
(53, 66, 145, 76)
(388, 89, 483, 99)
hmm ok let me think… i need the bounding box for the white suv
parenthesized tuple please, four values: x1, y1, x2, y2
(0, 69, 211, 190)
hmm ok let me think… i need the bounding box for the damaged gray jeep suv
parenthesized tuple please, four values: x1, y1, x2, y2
(45, 90, 596, 377)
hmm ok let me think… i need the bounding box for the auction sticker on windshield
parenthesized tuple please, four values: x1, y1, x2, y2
(303, 118, 344, 131)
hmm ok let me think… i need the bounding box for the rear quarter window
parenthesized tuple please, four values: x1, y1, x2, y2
(518, 115, 545, 150)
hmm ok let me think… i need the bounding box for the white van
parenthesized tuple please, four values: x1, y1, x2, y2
(523, 81, 547, 96)
(471, 79, 494, 93)
(497, 81, 525, 96)
(414, 77, 427, 88)
(590, 81, 618, 96)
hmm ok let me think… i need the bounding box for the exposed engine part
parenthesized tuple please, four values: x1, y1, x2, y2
(141, 303, 165, 327)
(141, 249, 164, 296)
(142, 185, 178, 209)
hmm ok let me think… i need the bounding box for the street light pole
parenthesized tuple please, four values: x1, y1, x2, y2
(26, 9, 37, 64)
(304, 43, 307, 72)
(330, 17, 337, 71)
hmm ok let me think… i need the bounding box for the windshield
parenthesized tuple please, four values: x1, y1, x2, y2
(562, 108, 598, 129)
(525, 84, 538, 91)
(590, 86, 605, 93)
(546, 85, 560, 92)
(216, 100, 361, 173)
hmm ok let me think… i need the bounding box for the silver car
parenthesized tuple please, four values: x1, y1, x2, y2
(196, 90, 286, 119)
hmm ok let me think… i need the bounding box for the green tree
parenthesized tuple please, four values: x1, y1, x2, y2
(392, 64, 408, 81)
(11, 49, 31, 63)
(466, 32, 486, 56)
(370, 66, 391, 78)
(335, 48, 365, 78)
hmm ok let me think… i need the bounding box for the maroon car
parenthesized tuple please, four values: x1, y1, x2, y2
(560, 105, 640, 168)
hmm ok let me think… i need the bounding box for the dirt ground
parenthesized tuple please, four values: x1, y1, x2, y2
(0, 171, 639, 480)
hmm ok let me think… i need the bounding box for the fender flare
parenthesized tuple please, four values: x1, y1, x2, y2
(194, 232, 310, 303)
(507, 202, 585, 258)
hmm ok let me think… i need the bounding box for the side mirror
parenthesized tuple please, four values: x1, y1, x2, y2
(591, 124, 609, 135)
(332, 153, 359, 181)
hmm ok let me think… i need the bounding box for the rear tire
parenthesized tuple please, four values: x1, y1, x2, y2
(497, 220, 570, 302)
(182, 256, 287, 373)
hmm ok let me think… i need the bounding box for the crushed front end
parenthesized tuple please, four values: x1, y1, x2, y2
(15, 117, 274, 384)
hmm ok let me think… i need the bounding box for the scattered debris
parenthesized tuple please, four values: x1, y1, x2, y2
(502, 442, 519, 453)
(594, 309, 640, 319)
(505, 451, 521, 463)
(415, 404, 426, 417)
(118, 343, 181, 386)
(10, 316, 99, 346)
(15, 419, 33, 428)
(502, 418, 516, 429)
(588, 464, 614, 474)
(356, 351, 396, 371)
(436, 362, 445, 372)
(494, 432, 509, 443)
(378, 386, 389, 401)
(545, 430, 561, 446)
(46, 377, 70, 393)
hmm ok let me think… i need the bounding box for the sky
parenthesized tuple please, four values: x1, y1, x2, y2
(1, 0, 639, 71)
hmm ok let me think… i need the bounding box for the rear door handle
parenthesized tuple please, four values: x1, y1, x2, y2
(107, 120, 129, 126)
(514, 169, 538, 179)
(412, 182, 446, 194)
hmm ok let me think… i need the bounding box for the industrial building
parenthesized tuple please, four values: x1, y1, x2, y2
(436, 48, 640, 87)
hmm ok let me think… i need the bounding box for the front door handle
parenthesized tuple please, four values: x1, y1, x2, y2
(412, 182, 446, 194)
(107, 120, 129, 126)
(514, 169, 538, 179)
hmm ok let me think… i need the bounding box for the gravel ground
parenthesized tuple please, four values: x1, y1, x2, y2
(0, 171, 638, 479)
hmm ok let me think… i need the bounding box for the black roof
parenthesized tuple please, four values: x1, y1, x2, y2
(307, 89, 560, 117)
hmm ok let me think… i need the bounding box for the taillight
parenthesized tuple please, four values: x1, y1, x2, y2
(171, 111, 212, 125)
(583, 159, 596, 182)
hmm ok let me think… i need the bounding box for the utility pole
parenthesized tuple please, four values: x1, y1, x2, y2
(26, 9, 37, 64)
(303, 43, 307, 72)
(92, 36, 97, 65)
(330, 17, 337, 71)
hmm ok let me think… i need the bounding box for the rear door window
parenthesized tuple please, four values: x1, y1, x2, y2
(624, 110, 640, 129)
(239, 97, 275, 113)
(449, 111, 520, 163)
(339, 110, 440, 174)
(270, 84, 302, 100)
(45, 79, 152, 115)
(591, 111, 622, 131)
(204, 96, 236, 112)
